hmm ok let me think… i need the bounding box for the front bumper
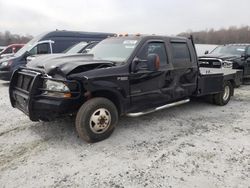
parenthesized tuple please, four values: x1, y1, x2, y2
(9, 68, 83, 121)
(26, 97, 83, 121)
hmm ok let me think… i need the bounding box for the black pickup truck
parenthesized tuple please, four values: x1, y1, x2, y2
(199, 44, 249, 83)
(9, 35, 242, 142)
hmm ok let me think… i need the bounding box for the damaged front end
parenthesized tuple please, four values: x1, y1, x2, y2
(9, 67, 84, 121)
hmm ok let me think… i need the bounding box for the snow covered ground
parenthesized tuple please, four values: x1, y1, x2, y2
(0, 80, 249, 188)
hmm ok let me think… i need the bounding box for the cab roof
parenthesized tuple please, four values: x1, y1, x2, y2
(110, 34, 189, 42)
(43, 30, 115, 39)
(222, 43, 250, 46)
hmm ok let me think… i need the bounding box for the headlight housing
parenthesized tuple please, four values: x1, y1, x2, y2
(1, 60, 12, 67)
(44, 79, 70, 92)
(222, 60, 233, 68)
(1, 61, 8, 67)
(43, 79, 71, 98)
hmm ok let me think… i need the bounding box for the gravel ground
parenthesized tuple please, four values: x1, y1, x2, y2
(0, 80, 249, 188)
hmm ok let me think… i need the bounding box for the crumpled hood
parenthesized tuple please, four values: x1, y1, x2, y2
(199, 53, 241, 61)
(27, 54, 115, 76)
(26, 54, 61, 63)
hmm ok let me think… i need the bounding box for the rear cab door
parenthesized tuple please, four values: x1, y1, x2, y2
(166, 39, 198, 98)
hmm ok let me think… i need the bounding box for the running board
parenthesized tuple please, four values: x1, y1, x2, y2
(126, 99, 190, 117)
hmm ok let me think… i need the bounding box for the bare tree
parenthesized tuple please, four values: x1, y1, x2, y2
(0, 31, 33, 46)
(178, 26, 250, 44)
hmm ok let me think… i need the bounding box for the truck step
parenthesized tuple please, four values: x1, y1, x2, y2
(126, 99, 190, 117)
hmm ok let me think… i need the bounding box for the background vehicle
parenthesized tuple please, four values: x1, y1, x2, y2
(0, 30, 114, 80)
(64, 41, 99, 54)
(195, 44, 217, 56)
(9, 35, 241, 143)
(199, 44, 250, 82)
(26, 41, 99, 63)
(0, 44, 24, 59)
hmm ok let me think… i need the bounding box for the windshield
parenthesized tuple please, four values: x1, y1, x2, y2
(64, 42, 88, 54)
(210, 45, 246, 56)
(14, 33, 45, 57)
(88, 38, 139, 62)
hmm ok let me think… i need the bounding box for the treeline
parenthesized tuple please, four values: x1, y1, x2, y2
(179, 26, 250, 44)
(0, 31, 33, 46)
(1, 26, 250, 46)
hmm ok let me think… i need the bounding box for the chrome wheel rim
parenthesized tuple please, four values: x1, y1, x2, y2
(223, 85, 230, 101)
(89, 108, 111, 134)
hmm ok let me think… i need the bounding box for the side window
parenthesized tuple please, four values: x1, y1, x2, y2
(171, 42, 191, 62)
(29, 43, 50, 55)
(5, 47, 13, 54)
(37, 43, 50, 54)
(137, 42, 168, 66)
(14, 46, 22, 53)
(81, 42, 98, 53)
(52, 40, 77, 53)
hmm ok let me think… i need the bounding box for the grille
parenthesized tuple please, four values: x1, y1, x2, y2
(15, 71, 37, 92)
(199, 59, 222, 68)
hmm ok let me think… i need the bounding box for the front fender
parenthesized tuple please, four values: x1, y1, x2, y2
(82, 79, 130, 114)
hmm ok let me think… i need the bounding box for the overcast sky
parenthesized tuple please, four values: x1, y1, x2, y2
(0, 0, 249, 36)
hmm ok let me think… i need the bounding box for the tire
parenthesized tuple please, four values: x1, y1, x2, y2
(76, 97, 118, 143)
(213, 81, 233, 106)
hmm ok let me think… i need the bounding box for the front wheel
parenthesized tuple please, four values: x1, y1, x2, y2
(76, 97, 118, 143)
(213, 81, 233, 106)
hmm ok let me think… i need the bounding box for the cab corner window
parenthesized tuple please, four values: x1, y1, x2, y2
(137, 42, 168, 67)
(171, 42, 191, 62)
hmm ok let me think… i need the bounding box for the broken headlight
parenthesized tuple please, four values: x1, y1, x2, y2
(43, 79, 71, 98)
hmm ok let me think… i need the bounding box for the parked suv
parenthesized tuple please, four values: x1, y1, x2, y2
(26, 41, 99, 63)
(0, 30, 114, 80)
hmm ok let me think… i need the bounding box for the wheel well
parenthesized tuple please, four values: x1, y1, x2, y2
(229, 79, 236, 88)
(228, 80, 235, 96)
(91, 90, 121, 115)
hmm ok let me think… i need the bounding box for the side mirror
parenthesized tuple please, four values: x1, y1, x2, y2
(131, 58, 140, 72)
(131, 54, 160, 73)
(204, 50, 209, 55)
(82, 48, 91, 54)
(23, 51, 31, 59)
(146, 53, 160, 71)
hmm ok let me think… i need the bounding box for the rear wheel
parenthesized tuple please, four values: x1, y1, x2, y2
(76, 97, 118, 143)
(213, 81, 233, 106)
